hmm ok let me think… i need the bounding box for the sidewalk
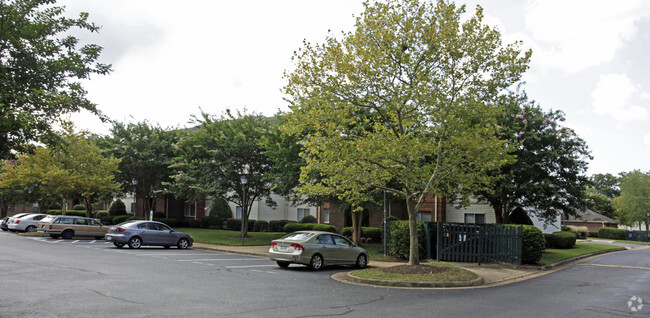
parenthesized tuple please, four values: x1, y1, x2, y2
(192, 242, 546, 287)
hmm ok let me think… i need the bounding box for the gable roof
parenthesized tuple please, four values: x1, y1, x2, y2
(565, 209, 618, 224)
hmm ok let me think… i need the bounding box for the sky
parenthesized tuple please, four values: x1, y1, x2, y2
(61, 0, 650, 176)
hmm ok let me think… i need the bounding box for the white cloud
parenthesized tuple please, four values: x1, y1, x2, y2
(645, 134, 650, 148)
(524, 0, 650, 73)
(591, 73, 649, 121)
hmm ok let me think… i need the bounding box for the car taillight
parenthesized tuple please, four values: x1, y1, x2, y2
(15, 220, 20, 224)
(48, 225, 52, 229)
(291, 244, 303, 252)
(116, 227, 126, 232)
(271, 242, 277, 248)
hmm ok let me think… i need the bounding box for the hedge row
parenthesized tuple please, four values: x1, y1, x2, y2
(386, 220, 425, 260)
(562, 225, 587, 239)
(283, 223, 337, 233)
(341, 227, 383, 243)
(598, 227, 626, 240)
(544, 231, 577, 249)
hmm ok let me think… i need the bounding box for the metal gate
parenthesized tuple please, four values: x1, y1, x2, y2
(435, 223, 522, 265)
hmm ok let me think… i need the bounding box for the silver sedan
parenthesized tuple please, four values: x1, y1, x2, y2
(269, 231, 369, 270)
(105, 220, 193, 249)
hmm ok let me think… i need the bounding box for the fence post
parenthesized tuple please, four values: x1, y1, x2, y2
(424, 223, 431, 260)
(436, 222, 442, 262)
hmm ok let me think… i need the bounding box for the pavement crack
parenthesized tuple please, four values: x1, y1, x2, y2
(296, 295, 386, 318)
(91, 289, 145, 305)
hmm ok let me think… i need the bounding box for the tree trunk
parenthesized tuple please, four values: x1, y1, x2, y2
(406, 199, 420, 266)
(351, 210, 362, 244)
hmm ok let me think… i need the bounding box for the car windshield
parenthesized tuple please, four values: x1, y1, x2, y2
(281, 232, 314, 241)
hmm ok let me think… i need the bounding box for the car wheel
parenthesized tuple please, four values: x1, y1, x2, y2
(113, 242, 124, 248)
(177, 238, 189, 249)
(276, 261, 290, 268)
(25, 225, 37, 232)
(356, 254, 368, 268)
(128, 236, 142, 249)
(1, 228, 7, 232)
(309, 254, 324, 270)
(61, 230, 74, 240)
(50, 234, 60, 239)
(164, 246, 171, 249)
(94, 236, 103, 240)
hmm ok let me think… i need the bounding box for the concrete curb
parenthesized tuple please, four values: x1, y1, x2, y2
(342, 271, 484, 288)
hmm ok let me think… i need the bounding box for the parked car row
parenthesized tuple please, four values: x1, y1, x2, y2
(2, 213, 193, 249)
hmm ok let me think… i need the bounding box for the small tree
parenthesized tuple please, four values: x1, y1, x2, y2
(109, 199, 127, 216)
(614, 170, 650, 231)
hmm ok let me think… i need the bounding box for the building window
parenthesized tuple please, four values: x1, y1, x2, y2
(464, 213, 485, 225)
(184, 202, 196, 217)
(297, 208, 310, 221)
(32, 203, 39, 212)
(323, 208, 330, 223)
(236, 206, 243, 219)
(131, 202, 136, 214)
(8, 205, 14, 212)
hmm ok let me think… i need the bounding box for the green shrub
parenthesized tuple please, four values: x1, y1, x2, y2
(561, 225, 571, 232)
(283, 223, 314, 233)
(386, 215, 400, 222)
(109, 199, 127, 216)
(100, 215, 113, 224)
(544, 231, 577, 249)
(505, 225, 545, 264)
(299, 215, 317, 223)
(387, 220, 425, 260)
(48, 202, 62, 210)
(112, 215, 133, 224)
(341, 227, 382, 243)
(565, 225, 588, 239)
(96, 211, 108, 220)
(226, 218, 241, 231)
(208, 199, 232, 229)
(200, 214, 221, 228)
(247, 219, 256, 232)
(283, 223, 338, 233)
(522, 225, 545, 264)
(252, 220, 269, 232)
(598, 227, 626, 240)
(72, 204, 86, 211)
(312, 224, 337, 233)
(269, 220, 294, 232)
(64, 211, 87, 217)
(588, 231, 599, 238)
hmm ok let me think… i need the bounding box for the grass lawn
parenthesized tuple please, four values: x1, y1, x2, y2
(537, 242, 626, 266)
(176, 228, 285, 246)
(360, 243, 404, 262)
(351, 262, 478, 282)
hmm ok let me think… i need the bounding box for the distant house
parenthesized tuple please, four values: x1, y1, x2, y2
(562, 209, 618, 233)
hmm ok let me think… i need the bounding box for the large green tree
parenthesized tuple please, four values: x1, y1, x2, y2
(283, 0, 530, 265)
(614, 170, 650, 231)
(171, 110, 274, 237)
(0, 0, 111, 159)
(0, 126, 120, 216)
(477, 92, 591, 224)
(98, 121, 181, 217)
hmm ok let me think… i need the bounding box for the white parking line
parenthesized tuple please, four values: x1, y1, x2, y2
(178, 258, 265, 262)
(134, 253, 210, 256)
(225, 265, 278, 269)
(71, 240, 80, 243)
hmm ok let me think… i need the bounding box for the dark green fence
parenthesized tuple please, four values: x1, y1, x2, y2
(434, 223, 522, 266)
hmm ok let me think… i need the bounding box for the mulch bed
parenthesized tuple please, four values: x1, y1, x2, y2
(380, 264, 450, 275)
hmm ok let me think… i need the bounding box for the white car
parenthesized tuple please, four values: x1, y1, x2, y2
(8, 214, 48, 232)
(2, 213, 35, 232)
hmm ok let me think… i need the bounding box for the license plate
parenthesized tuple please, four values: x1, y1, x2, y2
(279, 246, 288, 252)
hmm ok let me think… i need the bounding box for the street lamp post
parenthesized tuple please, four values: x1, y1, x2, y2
(646, 211, 649, 240)
(131, 177, 138, 220)
(240, 175, 248, 245)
